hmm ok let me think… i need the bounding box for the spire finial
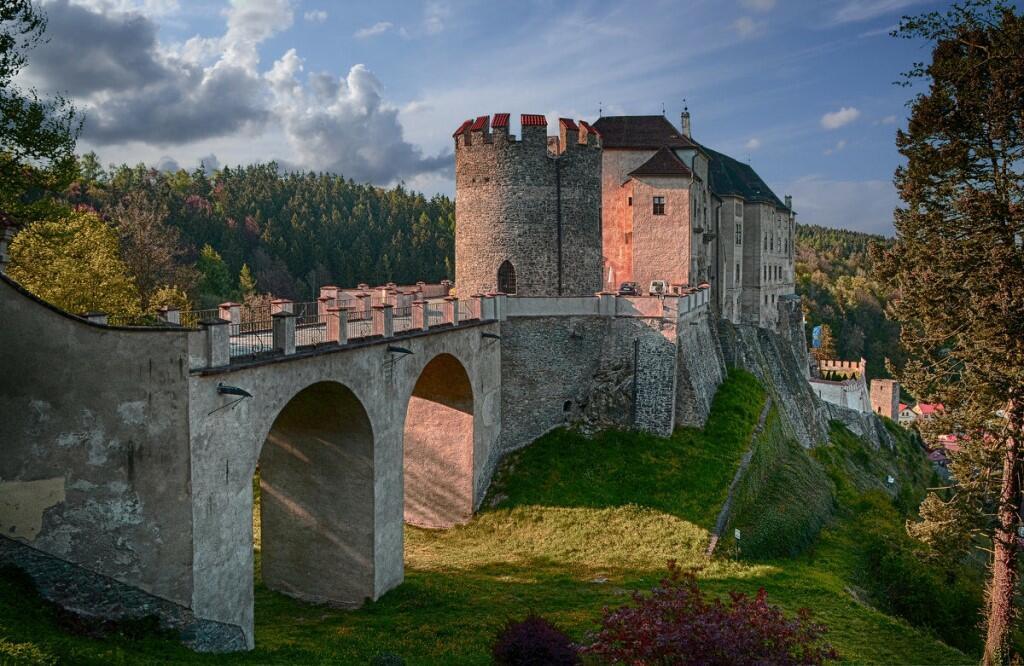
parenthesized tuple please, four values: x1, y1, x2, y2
(598, 101, 602, 117)
(661, 101, 666, 116)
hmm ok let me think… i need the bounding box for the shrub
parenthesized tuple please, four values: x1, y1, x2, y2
(492, 612, 579, 666)
(582, 562, 837, 665)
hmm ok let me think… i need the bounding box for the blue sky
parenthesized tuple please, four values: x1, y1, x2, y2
(23, 0, 986, 235)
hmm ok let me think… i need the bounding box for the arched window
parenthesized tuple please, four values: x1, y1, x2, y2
(497, 260, 517, 295)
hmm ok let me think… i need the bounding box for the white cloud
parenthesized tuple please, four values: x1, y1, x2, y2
(303, 9, 327, 23)
(733, 16, 765, 38)
(821, 106, 860, 129)
(832, 0, 924, 25)
(355, 21, 393, 39)
(745, 137, 762, 150)
(823, 138, 847, 155)
(879, 114, 897, 124)
(784, 175, 898, 234)
(740, 0, 776, 11)
(266, 50, 448, 183)
(424, 2, 449, 34)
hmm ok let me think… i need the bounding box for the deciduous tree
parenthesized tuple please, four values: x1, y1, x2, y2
(876, 3, 1024, 662)
(0, 1, 79, 223)
(7, 209, 140, 317)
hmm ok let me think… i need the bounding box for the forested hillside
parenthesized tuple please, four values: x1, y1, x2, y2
(62, 156, 455, 308)
(795, 223, 901, 379)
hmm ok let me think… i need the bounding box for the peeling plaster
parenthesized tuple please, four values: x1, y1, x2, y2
(0, 477, 66, 541)
(117, 401, 146, 426)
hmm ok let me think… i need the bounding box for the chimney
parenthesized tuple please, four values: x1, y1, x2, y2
(784, 195, 793, 210)
(680, 105, 691, 138)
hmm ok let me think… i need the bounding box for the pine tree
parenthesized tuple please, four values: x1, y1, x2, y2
(238, 262, 256, 300)
(196, 244, 232, 307)
(875, 4, 1024, 662)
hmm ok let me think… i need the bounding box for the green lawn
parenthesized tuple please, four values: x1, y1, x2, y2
(0, 370, 973, 664)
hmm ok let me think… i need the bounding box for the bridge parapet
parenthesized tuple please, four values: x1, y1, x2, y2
(190, 293, 495, 370)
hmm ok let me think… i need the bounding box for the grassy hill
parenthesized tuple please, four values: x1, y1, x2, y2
(0, 371, 977, 664)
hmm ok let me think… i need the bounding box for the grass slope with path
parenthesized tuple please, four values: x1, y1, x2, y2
(0, 370, 974, 664)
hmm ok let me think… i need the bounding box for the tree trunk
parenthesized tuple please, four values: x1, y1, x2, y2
(983, 399, 1023, 666)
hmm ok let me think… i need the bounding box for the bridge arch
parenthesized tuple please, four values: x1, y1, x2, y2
(256, 380, 375, 606)
(402, 352, 475, 528)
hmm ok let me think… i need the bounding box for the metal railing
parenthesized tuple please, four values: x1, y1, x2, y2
(180, 308, 221, 328)
(229, 321, 272, 358)
(296, 314, 329, 348)
(349, 315, 373, 340)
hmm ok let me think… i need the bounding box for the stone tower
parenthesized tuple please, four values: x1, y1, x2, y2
(870, 378, 900, 420)
(454, 113, 603, 297)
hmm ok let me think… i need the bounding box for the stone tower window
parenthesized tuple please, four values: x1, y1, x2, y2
(653, 196, 665, 215)
(627, 196, 633, 206)
(498, 260, 517, 295)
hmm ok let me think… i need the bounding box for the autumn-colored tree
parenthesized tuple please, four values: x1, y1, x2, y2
(810, 323, 837, 363)
(875, 3, 1024, 663)
(110, 191, 196, 310)
(7, 209, 140, 318)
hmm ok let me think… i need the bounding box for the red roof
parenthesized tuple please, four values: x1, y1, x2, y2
(492, 113, 510, 128)
(452, 119, 472, 137)
(470, 115, 489, 132)
(578, 120, 599, 136)
(916, 403, 944, 415)
(899, 403, 909, 411)
(521, 114, 547, 127)
(559, 117, 578, 131)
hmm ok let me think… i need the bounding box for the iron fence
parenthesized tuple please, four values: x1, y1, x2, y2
(229, 321, 272, 358)
(458, 299, 481, 321)
(180, 308, 222, 329)
(349, 316, 373, 340)
(296, 314, 330, 348)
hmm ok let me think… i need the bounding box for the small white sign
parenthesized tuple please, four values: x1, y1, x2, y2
(734, 528, 742, 540)
(887, 475, 895, 484)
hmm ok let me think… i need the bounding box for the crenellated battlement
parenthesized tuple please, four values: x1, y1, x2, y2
(452, 113, 600, 152)
(454, 113, 603, 298)
(817, 357, 867, 378)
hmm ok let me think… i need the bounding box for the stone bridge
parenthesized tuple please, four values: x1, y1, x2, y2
(0, 273, 725, 651)
(0, 274, 501, 649)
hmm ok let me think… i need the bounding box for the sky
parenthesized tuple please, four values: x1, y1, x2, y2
(18, 0, 985, 235)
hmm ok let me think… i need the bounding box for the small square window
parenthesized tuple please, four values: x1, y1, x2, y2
(653, 196, 665, 215)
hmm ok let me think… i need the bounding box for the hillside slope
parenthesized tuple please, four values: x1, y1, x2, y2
(0, 371, 973, 664)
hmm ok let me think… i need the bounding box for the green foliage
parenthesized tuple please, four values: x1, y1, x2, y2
(237, 263, 256, 300)
(7, 209, 141, 317)
(195, 243, 233, 307)
(0, 1, 80, 224)
(488, 369, 766, 529)
(66, 162, 456, 302)
(795, 223, 902, 379)
(724, 409, 834, 560)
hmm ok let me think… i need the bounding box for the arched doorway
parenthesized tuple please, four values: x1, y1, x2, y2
(497, 260, 517, 295)
(403, 354, 475, 528)
(256, 381, 375, 606)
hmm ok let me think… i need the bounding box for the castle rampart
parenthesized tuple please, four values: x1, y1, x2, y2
(454, 113, 602, 298)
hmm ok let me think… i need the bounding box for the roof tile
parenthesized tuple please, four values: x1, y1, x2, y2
(452, 119, 472, 137)
(492, 113, 510, 128)
(628, 146, 692, 178)
(521, 114, 547, 127)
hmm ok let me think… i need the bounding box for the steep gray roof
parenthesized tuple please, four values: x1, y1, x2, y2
(700, 144, 788, 209)
(591, 115, 700, 150)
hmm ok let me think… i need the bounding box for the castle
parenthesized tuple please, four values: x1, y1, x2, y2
(453, 110, 797, 329)
(0, 111, 897, 653)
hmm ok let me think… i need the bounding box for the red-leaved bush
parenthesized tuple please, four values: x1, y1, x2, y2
(581, 561, 838, 665)
(492, 612, 580, 665)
